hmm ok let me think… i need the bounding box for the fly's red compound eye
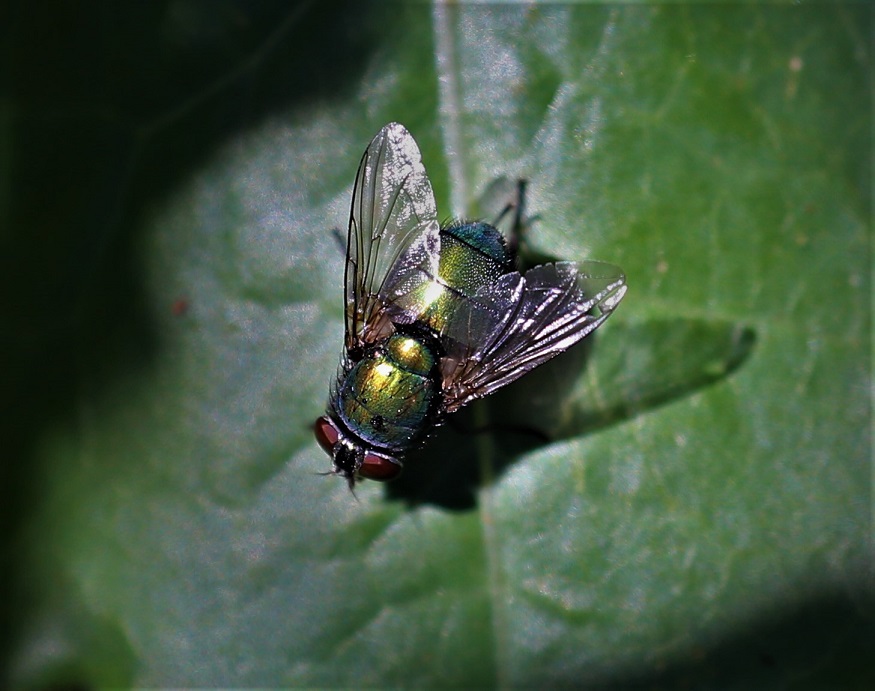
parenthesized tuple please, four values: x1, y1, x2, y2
(314, 416, 340, 456)
(358, 452, 403, 482)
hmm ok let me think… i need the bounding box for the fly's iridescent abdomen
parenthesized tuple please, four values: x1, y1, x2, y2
(335, 331, 441, 454)
(314, 123, 627, 490)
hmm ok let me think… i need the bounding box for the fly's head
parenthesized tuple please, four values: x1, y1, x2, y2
(314, 415, 403, 490)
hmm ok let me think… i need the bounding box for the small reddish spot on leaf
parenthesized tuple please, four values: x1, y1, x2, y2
(171, 298, 190, 317)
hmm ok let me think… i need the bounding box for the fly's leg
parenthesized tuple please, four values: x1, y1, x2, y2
(484, 178, 540, 266)
(490, 179, 529, 258)
(493, 179, 554, 272)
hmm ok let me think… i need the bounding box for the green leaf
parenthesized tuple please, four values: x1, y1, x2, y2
(4, 2, 871, 687)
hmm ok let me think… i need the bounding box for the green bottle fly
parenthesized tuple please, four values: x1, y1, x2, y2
(315, 123, 627, 489)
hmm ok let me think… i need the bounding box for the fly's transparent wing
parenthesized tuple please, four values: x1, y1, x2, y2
(345, 123, 440, 349)
(441, 260, 627, 413)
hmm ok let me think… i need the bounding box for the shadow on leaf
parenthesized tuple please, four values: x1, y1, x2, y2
(386, 318, 756, 510)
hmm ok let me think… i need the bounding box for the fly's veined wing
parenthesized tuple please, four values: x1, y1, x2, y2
(441, 261, 627, 413)
(345, 123, 440, 349)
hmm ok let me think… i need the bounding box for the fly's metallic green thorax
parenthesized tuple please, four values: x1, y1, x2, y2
(441, 221, 511, 274)
(414, 222, 513, 335)
(315, 122, 627, 490)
